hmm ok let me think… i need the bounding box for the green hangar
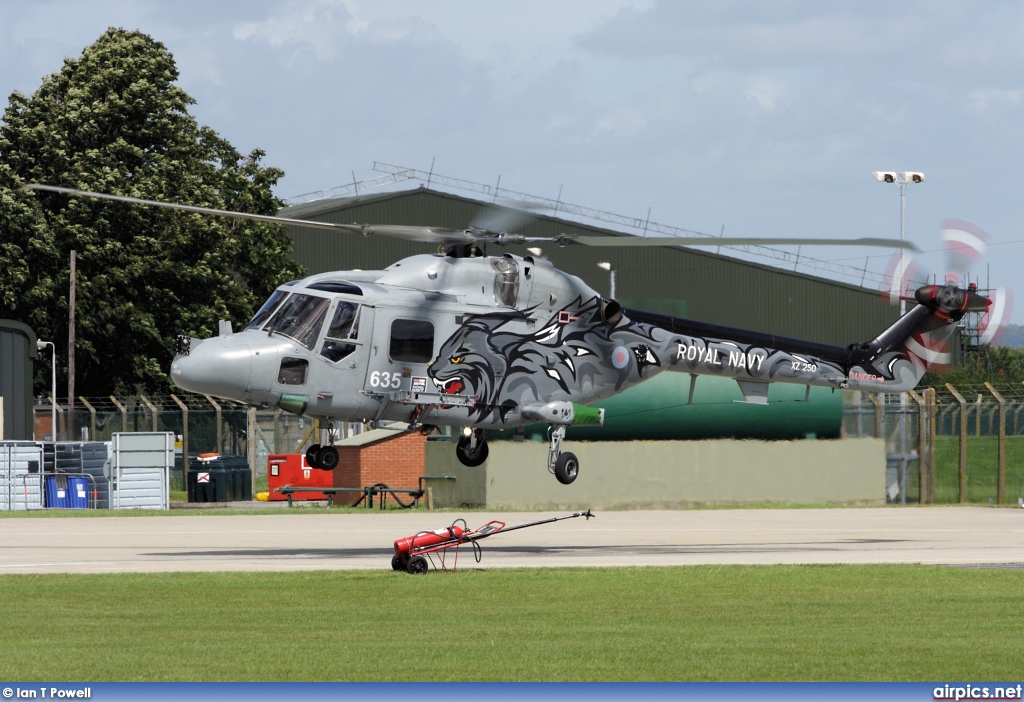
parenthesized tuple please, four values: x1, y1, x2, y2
(277, 186, 897, 440)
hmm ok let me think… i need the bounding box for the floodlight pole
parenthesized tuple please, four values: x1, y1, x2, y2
(36, 340, 56, 441)
(872, 171, 923, 314)
(597, 262, 616, 299)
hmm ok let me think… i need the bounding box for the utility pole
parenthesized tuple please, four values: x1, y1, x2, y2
(68, 250, 76, 441)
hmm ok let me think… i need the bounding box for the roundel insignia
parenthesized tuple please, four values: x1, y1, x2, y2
(427, 270, 438, 280)
(611, 346, 630, 369)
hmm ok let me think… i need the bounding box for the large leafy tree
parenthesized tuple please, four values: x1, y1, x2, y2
(0, 28, 304, 396)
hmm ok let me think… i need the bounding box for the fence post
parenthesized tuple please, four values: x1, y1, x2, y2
(171, 394, 189, 489)
(203, 394, 222, 454)
(248, 406, 256, 496)
(110, 396, 127, 434)
(927, 387, 937, 502)
(273, 410, 282, 456)
(49, 396, 65, 442)
(140, 395, 158, 432)
(984, 383, 1007, 506)
(909, 390, 929, 503)
(865, 392, 884, 438)
(79, 397, 97, 441)
(975, 394, 983, 435)
(946, 384, 968, 503)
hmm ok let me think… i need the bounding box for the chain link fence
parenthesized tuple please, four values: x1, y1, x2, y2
(38, 384, 1024, 505)
(33, 394, 365, 493)
(844, 383, 1024, 505)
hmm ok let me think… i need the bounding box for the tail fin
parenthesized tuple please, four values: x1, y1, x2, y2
(848, 283, 989, 389)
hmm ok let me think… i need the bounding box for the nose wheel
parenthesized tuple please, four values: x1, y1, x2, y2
(547, 424, 578, 485)
(305, 422, 341, 470)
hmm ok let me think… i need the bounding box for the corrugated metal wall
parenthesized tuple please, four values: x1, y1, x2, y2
(281, 189, 897, 346)
(0, 321, 36, 440)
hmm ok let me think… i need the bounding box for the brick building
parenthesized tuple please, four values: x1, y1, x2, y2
(333, 426, 429, 505)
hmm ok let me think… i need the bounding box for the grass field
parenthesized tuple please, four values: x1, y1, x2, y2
(933, 435, 1024, 503)
(0, 565, 1022, 681)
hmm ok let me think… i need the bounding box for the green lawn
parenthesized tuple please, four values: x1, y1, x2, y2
(934, 435, 1024, 503)
(0, 565, 1021, 681)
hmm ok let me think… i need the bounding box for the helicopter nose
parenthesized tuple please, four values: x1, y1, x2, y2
(170, 337, 252, 401)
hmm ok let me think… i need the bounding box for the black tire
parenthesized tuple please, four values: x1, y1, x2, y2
(392, 553, 406, 571)
(305, 444, 321, 468)
(455, 436, 489, 467)
(317, 445, 339, 471)
(407, 556, 429, 575)
(554, 452, 579, 485)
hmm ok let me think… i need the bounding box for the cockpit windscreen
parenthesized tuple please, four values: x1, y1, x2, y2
(266, 294, 330, 349)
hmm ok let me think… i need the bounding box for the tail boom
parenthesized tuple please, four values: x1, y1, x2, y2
(625, 283, 983, 398)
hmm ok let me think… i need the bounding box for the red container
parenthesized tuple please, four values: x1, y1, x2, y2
(267, 454, 332, 501)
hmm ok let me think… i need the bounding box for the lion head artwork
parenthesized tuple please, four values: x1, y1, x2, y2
(428, 296, 666, 424)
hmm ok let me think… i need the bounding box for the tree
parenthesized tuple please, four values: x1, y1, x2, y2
(923, 345, 1024, 390)
(0, 28, 304, 397)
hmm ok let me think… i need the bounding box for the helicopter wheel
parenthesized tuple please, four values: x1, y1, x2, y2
(553, 452, 579, 485)
(456, 436, 489, 467)
(317, 445, 339, 471)
(305, 444, 322, 468)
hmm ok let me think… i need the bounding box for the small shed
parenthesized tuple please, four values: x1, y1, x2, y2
(332, 426, 428, 505)
(0, 320, 36, 441)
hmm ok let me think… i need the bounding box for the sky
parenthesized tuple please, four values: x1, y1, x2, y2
(2, 1, 1023, 322)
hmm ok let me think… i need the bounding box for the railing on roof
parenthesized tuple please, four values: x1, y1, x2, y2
(282, 160, 916, 290)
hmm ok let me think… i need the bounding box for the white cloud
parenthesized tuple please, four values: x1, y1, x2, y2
(232, 0, 361, 59)
(968, 88, 1022, 113)
(591, 107, 649, 139)
(744, 76, 788, 111)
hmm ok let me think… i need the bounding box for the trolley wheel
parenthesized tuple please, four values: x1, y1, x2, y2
(391, 553, 406, 571)
(554, 452, 579, 485)
(407, 556, 429, 575)
(317, 445, 339, 471)
(305, 444, 321, 468)
(456, 436, 489, 467)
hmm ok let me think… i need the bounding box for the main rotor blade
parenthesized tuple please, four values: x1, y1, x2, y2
(23, 184, 365, 234)
(357, 224, 470, 244)
(567, 235, 919, 250)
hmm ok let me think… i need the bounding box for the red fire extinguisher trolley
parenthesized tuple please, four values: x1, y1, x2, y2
(392, 509, 594, 574)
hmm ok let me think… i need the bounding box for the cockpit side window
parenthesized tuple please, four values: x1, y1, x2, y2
(492, 258, 519, 308)
(278, 356, 308, 385)
(246, 289, 288, 331)
(267, 293, 330, 349)
(389, 319, 434, 363)
(320, 301, 360, 363)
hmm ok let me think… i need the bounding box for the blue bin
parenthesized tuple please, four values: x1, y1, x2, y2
(67, 476, 89, 509)
(45, 476, 70, 508)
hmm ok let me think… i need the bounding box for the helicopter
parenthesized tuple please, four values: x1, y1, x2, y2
(24, 183, 991, 485)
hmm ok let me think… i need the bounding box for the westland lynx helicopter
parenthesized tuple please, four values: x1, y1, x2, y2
(26, 184, 992, 485)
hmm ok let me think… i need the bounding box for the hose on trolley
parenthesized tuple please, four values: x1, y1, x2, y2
(451, 518, 484, 563)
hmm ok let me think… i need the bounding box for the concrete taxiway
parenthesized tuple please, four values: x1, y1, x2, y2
(0, 506, 1022, 574)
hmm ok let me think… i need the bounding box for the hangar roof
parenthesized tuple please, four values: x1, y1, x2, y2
(278, 187, 897, 346)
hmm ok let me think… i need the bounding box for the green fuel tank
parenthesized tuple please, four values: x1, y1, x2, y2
(517, 374, 842, 442)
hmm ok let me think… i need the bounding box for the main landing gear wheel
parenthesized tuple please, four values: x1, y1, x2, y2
(305, 444, 321, 467)
(456, 435, 489, 467)
(546, 424, 579, 485)
(407, 556, 429, 574)
(317, 445, 339, 470)
(554, 452, 579, 485)
(392, 554, 406, 571)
